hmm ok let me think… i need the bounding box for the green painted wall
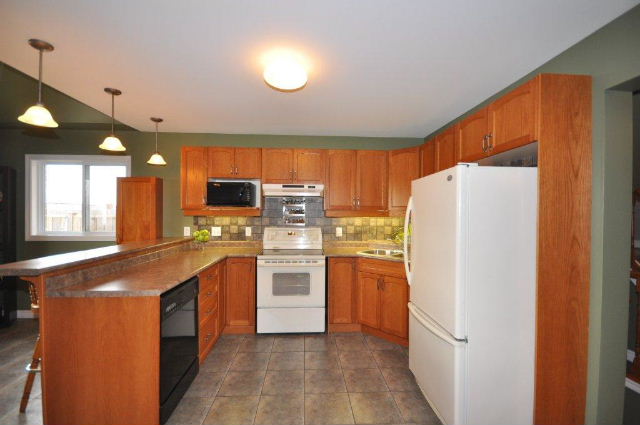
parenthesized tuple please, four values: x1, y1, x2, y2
(424, 6, 640, 424)
(0, 64, 421, 309)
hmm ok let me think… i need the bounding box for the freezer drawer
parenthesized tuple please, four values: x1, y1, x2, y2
(409, 303, 466, 425)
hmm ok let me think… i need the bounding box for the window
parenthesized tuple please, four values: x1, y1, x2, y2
(26, 155, 131, 241)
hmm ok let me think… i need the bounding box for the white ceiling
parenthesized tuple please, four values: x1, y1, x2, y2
(1, 0, 638, 137)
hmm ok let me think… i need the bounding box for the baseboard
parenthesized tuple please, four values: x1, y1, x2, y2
(222, 325, 255, 334)
(17, 310, 35, 319)
(361, 324, 409, 347)
(629, 349, 636, 363)
(328, 323, 362, 333)
(626, 377, 640, 394)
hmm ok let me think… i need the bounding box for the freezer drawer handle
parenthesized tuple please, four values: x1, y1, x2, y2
(408, 303, 467, 345)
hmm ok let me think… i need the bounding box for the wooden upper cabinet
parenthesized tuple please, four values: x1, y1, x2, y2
(388, 147, 420, 213)
(208, 147, 260, 178)
(225, 257, 256, 329)
(325, 150, 357, 211)
(181, 146, 207, 209)
(435, 127, 456, 172)
(421, 140, 436, 177)
(357, 271, 381, 329)
(457, 108, 489, 163)
(234, 148, 261, 178)
(262, 149, 294, 183)
(328, 257, 357, 325)
(379, 275, 409, 338)
(116, 177, 162, 244)
(356, 150, 388, 212)
(488, 78, 539, 154)
(294, 149, 325, 183)
(208, 147, 235, 177)
(262, 148, 325, 184)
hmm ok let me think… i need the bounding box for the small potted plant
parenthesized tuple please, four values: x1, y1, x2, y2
(193, 229, 210, 250)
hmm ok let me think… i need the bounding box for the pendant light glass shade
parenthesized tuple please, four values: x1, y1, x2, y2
(18, 39, 58, 128)
(99, 135, 126, 151)
(18, 103, 58, 128)
(100, 88, 126, 151)
(147, 117, 167, 166)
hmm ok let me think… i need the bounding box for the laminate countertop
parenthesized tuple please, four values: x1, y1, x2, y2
(49, 247, 261, 298)
(0, 237, 191, 277)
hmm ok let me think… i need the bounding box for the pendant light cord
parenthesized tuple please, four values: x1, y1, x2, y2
(155, 122, 159, 152)
(111, 93, 115, 135)
(37, 49, 43, 104)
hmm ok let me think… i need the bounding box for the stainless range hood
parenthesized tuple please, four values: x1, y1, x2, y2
(262, 184, 324, 197)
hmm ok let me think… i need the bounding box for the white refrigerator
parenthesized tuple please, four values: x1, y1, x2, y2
(404, 164, 537, 425)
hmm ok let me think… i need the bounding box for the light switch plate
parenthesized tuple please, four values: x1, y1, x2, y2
(336, 227, 343, 237)
(245, 226, 252, 237)
(211, 226, 222, 237)
(183, 226, 191, 237)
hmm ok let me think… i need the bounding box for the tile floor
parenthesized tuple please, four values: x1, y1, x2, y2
(168, 332, 440, 425)
(0, 321, 440, 425)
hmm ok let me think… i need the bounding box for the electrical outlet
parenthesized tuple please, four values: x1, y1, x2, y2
(245, 226, 252, 237)
(183, 226, 191, 237)
(336, 227, 343, 237)
(211, 226, 222, 237)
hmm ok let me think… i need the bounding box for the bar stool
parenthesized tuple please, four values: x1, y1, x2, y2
(19, 280, 41, 413)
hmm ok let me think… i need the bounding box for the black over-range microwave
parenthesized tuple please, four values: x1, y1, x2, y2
(206, 181, 256, 207)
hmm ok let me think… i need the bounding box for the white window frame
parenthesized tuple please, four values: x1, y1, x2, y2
(25, 154, 131, 241)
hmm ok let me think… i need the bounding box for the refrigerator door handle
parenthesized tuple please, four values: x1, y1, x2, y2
(404, 196, 413, 285)
(408, 302, 466, 345)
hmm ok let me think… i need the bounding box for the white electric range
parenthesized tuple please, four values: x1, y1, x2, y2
(256, 227, 326, 333)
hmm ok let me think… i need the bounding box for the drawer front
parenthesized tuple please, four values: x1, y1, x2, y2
(199, 287, 219, 321)
(200, 264, 220, 294)
(358, 257, 405, 278)
(199, 299, 218, 325)
(199, 313, 218, 353)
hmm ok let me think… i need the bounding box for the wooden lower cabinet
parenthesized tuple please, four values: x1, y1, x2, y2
(357, 258, 409, 344)
(198, 263, 222, 362)
(328, 257, 358, 329)
(379, 275, 409, 338)
(224, 257, 256, 333)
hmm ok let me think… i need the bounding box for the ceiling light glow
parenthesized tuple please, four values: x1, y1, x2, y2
(262, 50, 308, 92)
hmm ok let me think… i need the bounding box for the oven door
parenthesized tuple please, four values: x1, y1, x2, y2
(257, 260, 325, 308)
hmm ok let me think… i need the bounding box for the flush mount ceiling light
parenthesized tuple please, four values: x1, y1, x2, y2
(263, 50, 308, 92)
(147, 117, 167, 166)
(99, 88, 126, 152)
(17, 39, 59, 128)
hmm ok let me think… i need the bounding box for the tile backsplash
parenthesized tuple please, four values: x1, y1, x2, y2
(193, 196, 404, 242)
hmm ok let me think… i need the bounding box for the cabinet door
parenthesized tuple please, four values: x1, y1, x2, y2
(457, 108, 489, 162)
(262, 149, 294, 183)
(207, 147, 235, 177)
(488, 78, 538, 154)
(181, 146, 207, 209)
(421, 141, 436, 177)
(328, 258, 357, 324)
(357, 271, 381, 329)
(325, 150, 357, 211)
(379, 276, 409, 338)
(435, 127, 456, 172)
(225, 258, 256, 328)
(294, 149, 325, 183)
(234, 148, 262, 178)
(116, 177, 162, 244)
(356, 150, 388, 212)
(388, 147, 420, 212)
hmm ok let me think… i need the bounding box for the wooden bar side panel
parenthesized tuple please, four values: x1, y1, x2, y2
(42, 296, 160, 425)
(535, 74, 592, 425)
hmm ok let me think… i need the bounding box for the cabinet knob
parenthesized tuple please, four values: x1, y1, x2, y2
(207, 291, 213, 296)
(487, 132, 494, 151)
(235, 166, 239, 175)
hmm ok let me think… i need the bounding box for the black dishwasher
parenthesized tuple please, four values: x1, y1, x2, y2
(160, 276, 199, 424)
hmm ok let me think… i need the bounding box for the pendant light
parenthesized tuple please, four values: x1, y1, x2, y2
(99, 88, 126, 151)
(17, 39, 59, 128)
(147, 117, 167, 166)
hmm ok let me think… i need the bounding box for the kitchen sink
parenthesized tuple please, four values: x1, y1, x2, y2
(357, 249, 404, 259)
